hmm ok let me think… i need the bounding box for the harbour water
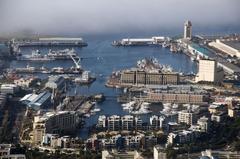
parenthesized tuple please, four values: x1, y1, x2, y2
(10, 37, 197, 139)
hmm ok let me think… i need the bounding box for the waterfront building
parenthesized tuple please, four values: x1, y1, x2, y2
(153, 145, 167, 159)
(209, 39, 240, 58)
(107, 115, 121, 131)
(135, 117, 143, 130)
(44, 111, 79, 134)
(97, 115, 143, 131)
(196, 59, 224, 83)
(150, 115, 165, 129)
(32, 111, 79, 145)
(184, 20, 192, 39)
(97, 115, 107, 128)
(147, 92, 206, 104)
(0, 84, 19, 95)
(20, 91, 52, 110)
(102, 150, 144, 159)
(45, 76, 65, 92)
(121, 115, 134, 131)
(178, 110, 195, 125)
(120, 70, 179, 86)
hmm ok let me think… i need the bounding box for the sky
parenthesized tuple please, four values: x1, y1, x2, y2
(0, 0, 239, 36)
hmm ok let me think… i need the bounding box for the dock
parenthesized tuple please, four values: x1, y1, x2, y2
(112, 36, 166, 46)
(11, 37, 88, 53)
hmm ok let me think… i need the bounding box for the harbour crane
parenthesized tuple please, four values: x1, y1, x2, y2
(70, 49, 81, 70)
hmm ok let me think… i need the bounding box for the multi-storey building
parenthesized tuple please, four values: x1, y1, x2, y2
(120, 70, 179, 86)
(121, 115, 134, 131)
(178, 110, 195, 125)
(107, 115, 121, 131)
(150, 115, 165, 129)
(154, 145, 167, 159)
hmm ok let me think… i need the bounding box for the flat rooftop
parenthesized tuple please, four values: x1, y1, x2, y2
(222, 41, 240, 51)
(218, 62, 240, 73)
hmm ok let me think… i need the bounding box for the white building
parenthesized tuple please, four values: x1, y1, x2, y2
(32, 111, 79, 145)
(178, 110, 194, 125)
(135, 117, 143, 130)
(197, 116, 209, 133)
(121, 115, 134, 130)
(153, 145, 167, 159)
(195, 59, 224, 83)
(150, 115, 165, 129)
(167, 133, 177, 145)
(107, 115, 121, 131)
(97, 115, 107, 128)
(184, 20, 192, 39)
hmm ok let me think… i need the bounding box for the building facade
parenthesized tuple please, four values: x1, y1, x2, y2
(196, 59, 224, 83)
(120, 70, 179, 86)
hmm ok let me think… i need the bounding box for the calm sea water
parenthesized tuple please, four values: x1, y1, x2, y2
(11, 37, 198, 138)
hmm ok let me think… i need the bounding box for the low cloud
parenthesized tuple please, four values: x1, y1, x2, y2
(0, 0, 239, 36)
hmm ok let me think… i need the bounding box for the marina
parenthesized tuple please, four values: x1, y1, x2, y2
(6, 37, 198, 141)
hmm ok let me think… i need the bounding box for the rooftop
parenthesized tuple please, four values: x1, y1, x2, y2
(222, 41, 240, 51)
(218, 62, 240, 73)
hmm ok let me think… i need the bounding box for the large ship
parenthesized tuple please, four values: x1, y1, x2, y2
(112, 37, 166, 46)
(17, 50, 54, 61)
(47, 48, 79, 60)
(17, 49, 79, 61)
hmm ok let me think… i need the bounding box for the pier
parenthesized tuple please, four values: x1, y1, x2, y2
(112, 36, 166, 46)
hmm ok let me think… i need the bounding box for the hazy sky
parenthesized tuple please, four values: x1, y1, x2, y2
(0, 0, 239, 36)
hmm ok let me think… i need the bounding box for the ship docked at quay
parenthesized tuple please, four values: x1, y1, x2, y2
(16, 48, 79, 61)
(112, 36, 167, 46)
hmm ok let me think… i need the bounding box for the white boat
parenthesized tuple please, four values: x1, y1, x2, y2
(84, 113, 91, 118)
(129, 101, 152, 114)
